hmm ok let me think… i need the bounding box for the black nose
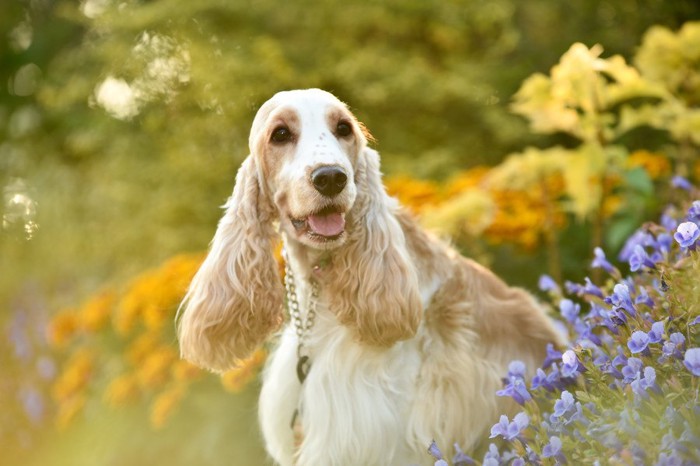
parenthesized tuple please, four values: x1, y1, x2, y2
(311, 166, 348, 197)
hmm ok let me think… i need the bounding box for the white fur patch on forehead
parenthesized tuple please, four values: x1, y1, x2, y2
(250, 89, 349, 151)
(270, 88, 348, 109)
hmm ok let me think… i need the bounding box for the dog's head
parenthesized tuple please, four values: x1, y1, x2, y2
(177, 89, 421, 372)
(249, 89, 368, 249)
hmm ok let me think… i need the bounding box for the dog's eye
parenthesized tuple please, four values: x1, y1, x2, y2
(336, 121, 352, 137)
(271, 126, 292, 144)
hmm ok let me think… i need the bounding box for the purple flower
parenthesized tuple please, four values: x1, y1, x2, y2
(542, 343, 563, 369)
(619, 230, 654, 262)
(532, 366, 561, 391)
(630, 366, 658, 398)
(605, 283, 636, 316)
(452, 443, 475, 466)
(691, 316, 700, 326)
(634, 286, 654, 308)
(656, 233, 673, 255)
(497, 374, 532, 405)
(541, 436, 562, 459)
(507, 360, 526, 378)
(622, 357, 643, 384)
(573, 319, 603, 346)
(612, 347, 628, 367)
(564, 278, 603, 299)
(674, 222, 699, 248)
(628, 331, 650, 354)
(671, 175, 693, 191)
(538, 274, 560, 293)
(591, 247, 617, 274)
(648, 321, 664, 343)
(657, 451, 683, 466)
(482, 444, 515, 466)
(560, 350, 583, 378)
(660, 333, 686, 362)
(427, 440, 444, 460)
(552, 390, 575, 418)
(688, 200, 700, 222)
(661, 210, 678, 232)
(629, 244, 655, 271)
(483, 444, 499, 462)
(559, 299, 580, 323)
(489, 413, 529, 440)
(583, 277, 604, 299)
(683, 348, 700, 376)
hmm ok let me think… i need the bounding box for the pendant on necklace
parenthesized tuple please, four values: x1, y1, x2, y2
(296, 355, 310, 383)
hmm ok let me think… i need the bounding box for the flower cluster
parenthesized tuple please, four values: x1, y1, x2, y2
(386, 166, 567, 250)
(46, 254, 267, 430)
(430, 189, 700, 465)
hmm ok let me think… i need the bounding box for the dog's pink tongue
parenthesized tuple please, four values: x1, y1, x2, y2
(308, 213, 345, 237)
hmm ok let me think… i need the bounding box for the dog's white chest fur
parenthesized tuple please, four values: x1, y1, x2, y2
(259, 304, 424, 466)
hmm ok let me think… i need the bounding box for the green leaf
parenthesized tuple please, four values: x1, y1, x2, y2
(606, 215, 642, 251)
(623, 167, 654, 195)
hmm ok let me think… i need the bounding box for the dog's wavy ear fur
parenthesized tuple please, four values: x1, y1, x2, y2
(177, 156, 283, 373)
(329, 148, 423, 346)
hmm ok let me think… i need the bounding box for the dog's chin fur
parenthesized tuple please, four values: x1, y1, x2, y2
(177, 89, 565, 466)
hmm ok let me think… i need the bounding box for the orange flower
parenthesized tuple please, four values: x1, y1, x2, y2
(47, 310, 79, 348)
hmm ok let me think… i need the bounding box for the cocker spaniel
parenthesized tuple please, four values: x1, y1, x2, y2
(177, 89, 563, 466)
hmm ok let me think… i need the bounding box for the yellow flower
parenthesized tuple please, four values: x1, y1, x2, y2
(384, 175, 441, 214)
(79, 289, 115, 333)
(142, 303, 170, 330)
(104, 373, 140, 407)
(47, 310, 79, 348)
(114, 254, 204, 335)
(126, 332, 161, 366)
(444, 167, 490, 197)
(220, 348, 266, 393)
(150, 385, 186, 429)
(52, 348, 94, 403)
(627, 150, 670, 179)
(114, 290, 142, 336)
(421, 189, 495, 238)
(136, 346, 177, 389)
(172, 359, 202, 382)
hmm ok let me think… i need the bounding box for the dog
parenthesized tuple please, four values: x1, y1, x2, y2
(177, 89, 563, 466)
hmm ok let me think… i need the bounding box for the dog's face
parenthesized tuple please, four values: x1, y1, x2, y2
(248, 89, 366, 250)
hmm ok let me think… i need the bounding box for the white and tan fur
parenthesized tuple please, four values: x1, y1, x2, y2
(177, 89, 563, 466)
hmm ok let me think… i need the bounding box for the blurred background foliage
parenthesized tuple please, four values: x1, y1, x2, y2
(1, 0, 699, 464)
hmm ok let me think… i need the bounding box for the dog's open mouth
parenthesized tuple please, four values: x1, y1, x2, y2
(290, 205, 346, 241)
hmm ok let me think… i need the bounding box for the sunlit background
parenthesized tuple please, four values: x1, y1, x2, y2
(1, 1, 699, 465)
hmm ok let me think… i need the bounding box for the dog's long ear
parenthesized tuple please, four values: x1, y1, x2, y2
(177, 155, 283, 372)
(329, 148, 422, 346)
